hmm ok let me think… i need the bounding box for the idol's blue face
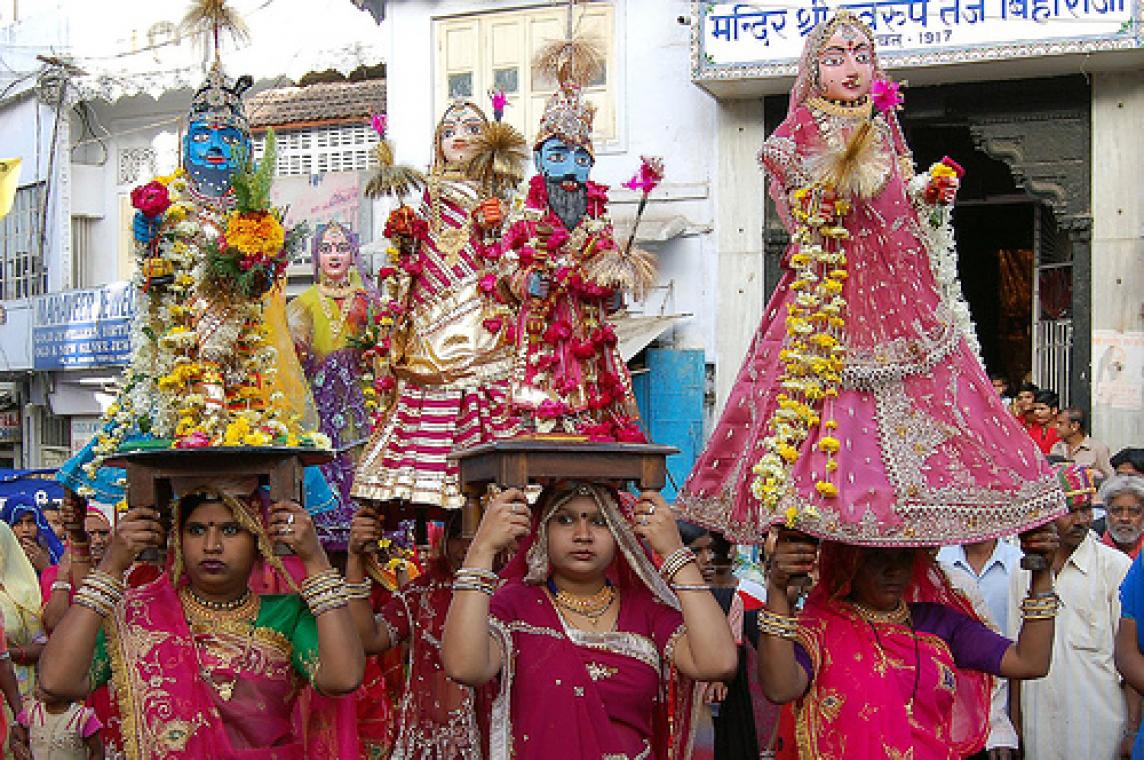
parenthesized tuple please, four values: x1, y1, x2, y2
(183, 119, 249, 197)
(535, 138, 593, 184)
(184, 120, 248, 172)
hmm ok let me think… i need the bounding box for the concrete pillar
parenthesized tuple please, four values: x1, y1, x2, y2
(1089, 69, 1144, 451)
(712, 97, 766, 414)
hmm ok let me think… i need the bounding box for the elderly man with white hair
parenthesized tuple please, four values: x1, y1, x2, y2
(1101, 474, 1144, 560)
(1112, 474, 1144, 758)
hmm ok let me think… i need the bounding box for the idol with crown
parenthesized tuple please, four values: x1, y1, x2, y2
(350, 96, 529, 517)
(57, 2, 332, 507)
(677, 12, 1063, 546)
(486, 34, 656, 443)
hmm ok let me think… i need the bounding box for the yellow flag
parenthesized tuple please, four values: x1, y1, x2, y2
(0, 158, 21, 219)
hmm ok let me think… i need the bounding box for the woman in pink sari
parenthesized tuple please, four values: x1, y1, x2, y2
(442, 482, 738, 760)
(759, 533, 1058, 758)
(37, 481, 364, 759)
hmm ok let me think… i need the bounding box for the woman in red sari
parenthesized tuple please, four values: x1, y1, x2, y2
(442, 482, 738, 760)
(760, 533, 1058, 759)
(37, 481, 364, 759)
(346, 507, 492, 759)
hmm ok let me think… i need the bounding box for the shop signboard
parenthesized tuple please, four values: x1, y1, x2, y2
(33, 282, 135, 370)
(0, 411, 19, 444)
(692, 0, 1142, 81)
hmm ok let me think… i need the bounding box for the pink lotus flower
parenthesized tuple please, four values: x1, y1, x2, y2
(870, 79, 904, 114)
(622, 155, 665, 195)
(370, 112, 387, 137)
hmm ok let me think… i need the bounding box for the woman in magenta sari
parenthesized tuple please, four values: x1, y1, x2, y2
(442, 483, 738, 760)
(37, 480, 364, 759)
(759, 533, 1058, 759)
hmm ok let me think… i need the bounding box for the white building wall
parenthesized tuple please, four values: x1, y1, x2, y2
(385, 0, 720, 363)
(1090, 69, 1144, 452)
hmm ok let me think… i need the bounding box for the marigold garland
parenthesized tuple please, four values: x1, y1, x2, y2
(750, 182, 851, 526)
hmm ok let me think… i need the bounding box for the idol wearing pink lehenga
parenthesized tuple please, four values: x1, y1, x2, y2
(678, 17, 1060, 545)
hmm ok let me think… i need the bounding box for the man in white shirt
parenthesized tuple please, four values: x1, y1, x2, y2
(939, 539, 1024, 758)
(1009, 465, 1133, 760)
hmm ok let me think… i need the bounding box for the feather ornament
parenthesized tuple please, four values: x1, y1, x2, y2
(806, 121, 887, 199)
(180, 0, 251, 49)
(533, 33, 605, 87)
(466, 121, 528, 198)
(585, 245, 657, 302)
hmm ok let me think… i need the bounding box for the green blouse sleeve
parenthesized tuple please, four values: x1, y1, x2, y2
(89, 629, 112, 691)
(256, 594, 319, 683)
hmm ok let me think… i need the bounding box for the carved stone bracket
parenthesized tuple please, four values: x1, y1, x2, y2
(968, 110, 1090, 222)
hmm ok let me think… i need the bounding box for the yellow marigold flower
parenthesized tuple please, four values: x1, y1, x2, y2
(829, 269, 848, 280)
(777, 443, 800, 464)
(784, 506, 800, 526)
(243, 430, 271, 446)
(825, 420, 838, 430)
(826, 459, 839, 472)
(815, 481, 839, 498)
(822, 279, 844, 295)
(829, 317, 846, 329)
(818, 436, 841, 454)
(226, 211, 286, 257)
(811, 333, 839, 350)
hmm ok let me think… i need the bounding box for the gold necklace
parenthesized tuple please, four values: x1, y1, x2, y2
(317, 289, 354, 344)
(552, 583, 616, 621)
(850, 599, 910, 626)
(180, 588, 260, 702)
(807, 95, 874, 120)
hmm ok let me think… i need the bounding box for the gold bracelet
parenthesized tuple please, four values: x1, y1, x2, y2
(455, 567, 499, 584)
(344, 579, 373, 600)
(659, 547, 698, 581)
(757, 607, 799, 640)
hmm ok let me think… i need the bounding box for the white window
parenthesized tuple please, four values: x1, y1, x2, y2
(252, 124, 380, 178)
(0, 183, 47, 300)
(434, 3, 616, 146)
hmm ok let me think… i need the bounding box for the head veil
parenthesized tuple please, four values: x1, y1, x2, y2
(1, 493, 64, 564)
(310, 221, 380, 302)
(500, 481, 679, 611)
(168, 476, 299, 593)
(805, 542, 992, 755)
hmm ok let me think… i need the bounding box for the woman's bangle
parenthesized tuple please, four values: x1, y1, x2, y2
(453, 579, 496, 596)
(757, 606, 799, 640)
(1020, 591, 1061, 620)
(670, 583, 711, 592)
(455, 567, 499, 584)
(658, 547, 698, 581)
(50, 581, 71, 594)
(344, 579, 373, 600)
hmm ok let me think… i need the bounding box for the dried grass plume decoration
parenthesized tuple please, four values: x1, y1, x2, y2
(467, 92, 527, 197)
(180, 0, 251, 61)
(533, 32, 605, 88)
(806, 121, 884, 199)
(363, 112, 426, 200)
(585, 245, 657, 302)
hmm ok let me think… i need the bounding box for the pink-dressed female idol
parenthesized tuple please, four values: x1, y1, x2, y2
(678, 12, 1062, 546)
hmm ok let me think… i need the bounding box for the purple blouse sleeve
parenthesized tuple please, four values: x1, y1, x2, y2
(793, 642, 814, 681)
(912, 602, 1012, 676)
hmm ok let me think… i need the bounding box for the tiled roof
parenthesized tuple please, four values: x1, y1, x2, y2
(247, 78, 386, 129)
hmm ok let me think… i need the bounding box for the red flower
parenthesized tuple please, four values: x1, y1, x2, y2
(543, 321, 572, 344)
(131, 181, 171, 218)
(615, 422, 647, 443)
(377, 266, 398, 280)
(478, 273, 498, 294)
(941, 155, 966, 178)
(870, 79, 904, 114)
(571, 339, 597, 360)
(482, 317, 503, 334)
(376, 375, 396, 392)
(546, 226, 570, 252)
(585, 181, 609, 218)
(536, 399, 567, 419)
(593, 325, 618, 346)
(175, 431, 211, 448)
(526, 175, 549, 209)
(621, 156, 665, 195)
(401, 258, 423, 276)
